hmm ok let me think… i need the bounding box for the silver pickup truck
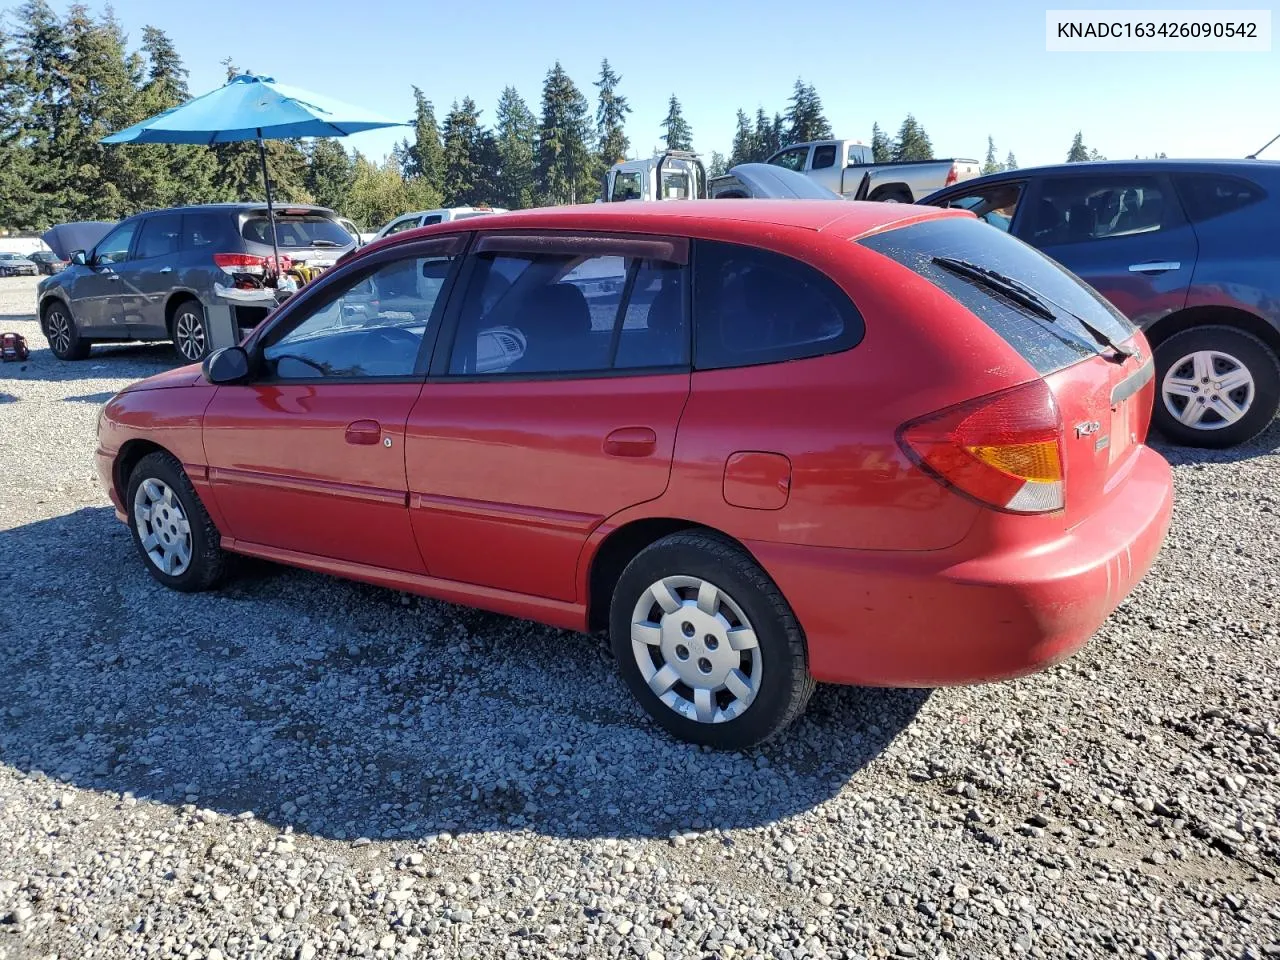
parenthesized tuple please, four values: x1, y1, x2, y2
(745, 139, 980, 203)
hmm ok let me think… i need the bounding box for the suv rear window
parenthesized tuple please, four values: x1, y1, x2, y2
(241, 216, 350, 248)
(860, 216, 1137, 374)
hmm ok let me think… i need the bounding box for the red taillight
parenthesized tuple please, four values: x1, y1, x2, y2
(1134, 365, 1155, 444)
(898, 380, 1065, 514)
(212, 253, 291, 275)
(943, 163, 959, 187)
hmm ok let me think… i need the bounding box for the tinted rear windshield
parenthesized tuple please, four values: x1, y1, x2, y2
(241, 216, 351, 248)
(859, 216, 1137, 374)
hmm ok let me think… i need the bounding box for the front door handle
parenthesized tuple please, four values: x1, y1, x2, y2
(159, 266, 173, 274)
(1128, 261, 1180, 273)
(106, 273, 120, 281)
(344, 419, 382, 445)
(603, 426, 658, 458)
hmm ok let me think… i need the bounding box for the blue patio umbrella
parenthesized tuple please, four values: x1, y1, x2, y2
(102, 73, 406, 270)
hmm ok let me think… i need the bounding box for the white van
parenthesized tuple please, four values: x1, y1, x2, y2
(373, 206, 506, 241)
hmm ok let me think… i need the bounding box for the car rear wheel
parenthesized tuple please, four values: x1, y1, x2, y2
(172, 300, 210, 363)
(44, 302, 90, 361)
(609, 531, 814, 749)
(1153, 325, 1280, 448)
(127, 451, 226, 592)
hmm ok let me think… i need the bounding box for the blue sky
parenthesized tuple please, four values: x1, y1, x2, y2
(12, 0, 1280, 167)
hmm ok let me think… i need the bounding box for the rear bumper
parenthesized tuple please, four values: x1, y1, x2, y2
(749, 445, 1173, 687)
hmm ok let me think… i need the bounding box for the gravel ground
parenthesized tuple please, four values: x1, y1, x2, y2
(1, 273, 1278, 960)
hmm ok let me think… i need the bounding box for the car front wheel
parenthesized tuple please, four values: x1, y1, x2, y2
(127, 451, 226, 592)
(1153, 325, 1280, 448)
(609, 531, 814, 749)
(44, 302, 90, 361)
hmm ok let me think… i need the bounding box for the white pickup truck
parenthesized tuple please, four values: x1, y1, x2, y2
(760, 139, 980, 203)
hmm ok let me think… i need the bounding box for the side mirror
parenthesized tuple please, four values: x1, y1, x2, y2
(70, 250, 87, 266)
(202, 346, 251, 384)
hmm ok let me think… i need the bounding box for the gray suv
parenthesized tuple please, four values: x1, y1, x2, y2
(37, 203, 357, 363)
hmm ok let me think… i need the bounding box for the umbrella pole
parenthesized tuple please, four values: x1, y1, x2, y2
(256, 131, 282, 280)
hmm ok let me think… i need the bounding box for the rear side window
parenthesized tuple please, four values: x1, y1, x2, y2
(1174, 173, 1265, 222)
(812, 144, 837, 170)
(693, 241, 863, 370)
(860, 216, 1135, 374)
(182, 212, 229, 251)
(1031, 176, 1166, 244)
(133, 214, 182, 260)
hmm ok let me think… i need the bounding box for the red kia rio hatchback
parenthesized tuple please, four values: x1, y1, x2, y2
(96, 200, 1173, 748)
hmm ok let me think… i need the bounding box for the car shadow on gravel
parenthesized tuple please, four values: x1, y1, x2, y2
(1150, 417, 1280, 465)
(0, 507, 929, 843)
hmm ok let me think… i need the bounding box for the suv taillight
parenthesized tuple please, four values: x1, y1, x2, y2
(897, 380, 1065, 514)
(213, 252, 290, 275)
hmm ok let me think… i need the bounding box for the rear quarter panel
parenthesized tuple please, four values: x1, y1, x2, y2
(1182, 205, 1280, 334)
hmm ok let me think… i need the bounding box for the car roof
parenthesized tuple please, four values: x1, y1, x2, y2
(935, 158, 1280, 193)
(404, 199, 958, 241)
(131, 203, 338, 217)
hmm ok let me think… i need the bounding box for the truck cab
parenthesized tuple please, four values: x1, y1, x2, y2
(602, 152, 707, 203)
(766, 139, 979, 203)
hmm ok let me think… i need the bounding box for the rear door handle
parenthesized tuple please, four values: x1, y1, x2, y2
(106, 273, 119, 281)
(159, 266, 173, 274)
(603, 426, 658, 458)
(344, 419, 382, 445)
(1128, 261, 1180, 273)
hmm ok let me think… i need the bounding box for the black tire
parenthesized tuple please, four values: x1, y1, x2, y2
(43, 300, 90, 361)
(1152, 325, 1280, 448)
(609, 531, 814, 749)
(126, 451, 226, 592)
(170, 298, 210, 363)
(870, 188, 911, 204)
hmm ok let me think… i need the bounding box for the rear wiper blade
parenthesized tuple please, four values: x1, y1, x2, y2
(932, 256, 1056, 322)
(932, 256, 1132, 362)
(309, 239, 341, 247)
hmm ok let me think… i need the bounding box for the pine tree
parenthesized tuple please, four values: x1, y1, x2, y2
(751, 108, 772, 161)
(981, 135, 1001, 175)
(771, 113, 785, 155)
(1087, 147, 1105, 161)
(403, 87, 444, 191)
(708, 151, 727, 178)
(593, 59, 630, 166)
(1005, 150, 1018, 170)
(536, 62, 593, 205)
(660, 94, 692, 151)
(892, 114, 933, 161)
(729, 109, 753, 166)
(784, 79, 831, 145)
(870, 122, 892, 163)
(305, 139, 355, 213)
(1067, 131, 1089, 162)
(441, 97, 490, 207)
(495, 85, 537, 209)
(13, 0, 73, 227)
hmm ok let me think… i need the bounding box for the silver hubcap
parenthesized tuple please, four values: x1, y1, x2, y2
(631, 576, 763, 724)
(133, 479, 193, 576)
(1162, 349, 1254, 430)
(175, 310, 206, 361)
(48, 311, 71, 353)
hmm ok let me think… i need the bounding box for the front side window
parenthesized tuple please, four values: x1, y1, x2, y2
(385, 217, 422, 236)
(447, 246, 687, 376)
(93, 221, 138, 265)
(1031, 176, 1166, 245)
(693, 241, 863, 370)
(770, 147, 809, 172)
(612, 172, 643, 201)
(935, 182, 1025, 232)
(133, 214, 183, 260)
(262, 252, 457, 379)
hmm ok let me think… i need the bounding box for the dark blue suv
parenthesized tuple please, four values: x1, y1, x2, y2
(922, 160, 1280, 448)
